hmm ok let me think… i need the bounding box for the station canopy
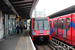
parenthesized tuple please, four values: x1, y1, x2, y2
(0, 0, 38, 19)
(48, 5, 75, 18)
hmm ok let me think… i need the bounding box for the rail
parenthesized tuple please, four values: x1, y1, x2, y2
(35, 44, 55, 50)
(51, 38, 75, 50)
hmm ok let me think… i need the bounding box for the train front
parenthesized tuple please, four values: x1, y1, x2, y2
(31, 18, 51, 41)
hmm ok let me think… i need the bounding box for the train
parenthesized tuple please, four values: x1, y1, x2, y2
(30, 17, 51, 41)
(49, 13, 75, 46)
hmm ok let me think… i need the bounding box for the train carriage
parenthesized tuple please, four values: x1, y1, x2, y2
(30, 17, 51, 41)
(50, 13, 75, 46)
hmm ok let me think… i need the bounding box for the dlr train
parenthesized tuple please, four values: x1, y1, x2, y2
(49, 13, 75, 46)
(30, 17, 51, 41)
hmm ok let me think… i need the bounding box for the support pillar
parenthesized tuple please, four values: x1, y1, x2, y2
(5, 14, 9, 37)
(0, 11, 3, 39)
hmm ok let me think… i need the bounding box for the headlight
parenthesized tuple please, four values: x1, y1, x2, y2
(46, 31, 50, 34)
(33, 32, 36, 35)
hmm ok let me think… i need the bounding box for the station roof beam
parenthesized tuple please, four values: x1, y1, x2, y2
(9, 0, 38, 19)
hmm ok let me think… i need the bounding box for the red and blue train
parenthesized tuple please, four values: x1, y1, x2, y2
(49, 13, 75, 46)
(30, 17, 51, 41)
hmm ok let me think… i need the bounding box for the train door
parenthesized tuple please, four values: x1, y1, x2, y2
(55, 20, 57, 35)
(66, 17, 71, 44)
(63, 18, 67, 38)
(58, 18, 63, 37)
(53, 20, 57, 36)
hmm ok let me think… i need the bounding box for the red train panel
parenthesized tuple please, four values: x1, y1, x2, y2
(30, 17, 51, 41)
(50, 13, 75, 46)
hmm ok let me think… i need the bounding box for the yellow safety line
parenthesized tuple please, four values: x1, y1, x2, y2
(15, 33, 24, 50)
(15, 30, 29, 50)
(26, 36, 29, 50)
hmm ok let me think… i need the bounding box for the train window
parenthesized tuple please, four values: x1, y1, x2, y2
(58, 19, 62, 29)
(60, 20, 61, 29)
(63, 19, 66, 29)
(55, 21, 56, 28)
(53, 20, 57, 28)
(62, 19, 63, 29)
(58, 20, 59, 29)
(58, 19, 61, 29)
(44, 21, 49, 30)
(67, 18, 70, 30)
(38, 21, 44, 30)
(53, 20, 55, 28)
(33, 21, 38, 30)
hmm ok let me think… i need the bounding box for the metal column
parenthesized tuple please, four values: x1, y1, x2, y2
(0, 11, 3, 39)
(5, 14, 9, 37)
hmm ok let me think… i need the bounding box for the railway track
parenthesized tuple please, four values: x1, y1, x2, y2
(34, 37, 75, 50)
(50, 38, 75, 50)
(35, 44, 55, 50)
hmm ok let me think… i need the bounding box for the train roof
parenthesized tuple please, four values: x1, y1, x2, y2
(48, 5, 75, 18)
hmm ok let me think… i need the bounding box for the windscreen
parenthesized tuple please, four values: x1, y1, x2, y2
(33, 18, 49, 30)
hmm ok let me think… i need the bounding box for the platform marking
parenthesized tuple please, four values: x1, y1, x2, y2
(26, 36, 29, 50)
(28, 30, 36, 50)
(15, 32, 24, 50)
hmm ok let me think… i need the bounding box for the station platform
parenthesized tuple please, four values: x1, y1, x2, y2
(0, 30, 35, 50)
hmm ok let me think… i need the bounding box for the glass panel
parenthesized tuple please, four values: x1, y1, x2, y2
(44, 21, 49, 30)
(33, 20, 49, 30)
(33, 21, 38, 30)
(39, 21, 43, 30)
(58, 19, 61, 29)
(63, 19, 66, 29)
(67, 18, 70, 30)
(53, 20, 55, 28)
(53, 20, 57, 28)
(59, 19, 62, 29)
(62, 19, 63, 29)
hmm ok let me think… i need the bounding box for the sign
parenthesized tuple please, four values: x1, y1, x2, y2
(16, 18, 20, 20)
(9, 15, 16, 18)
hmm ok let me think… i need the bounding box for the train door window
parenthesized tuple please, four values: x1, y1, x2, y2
(62, 19, 63, 29)
(58, 20, 59, 29)
(63, 19, 66, 29)
(58, 19, 61, 29)
(55, 20, 57, 28)
(67, 18, 70, 30)
(53, 20, 55, 28)
(58, 19, 60, 29)
(44, 20, 49, 30)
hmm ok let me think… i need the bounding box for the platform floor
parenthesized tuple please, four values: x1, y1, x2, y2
(0, 30, 34, 50)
